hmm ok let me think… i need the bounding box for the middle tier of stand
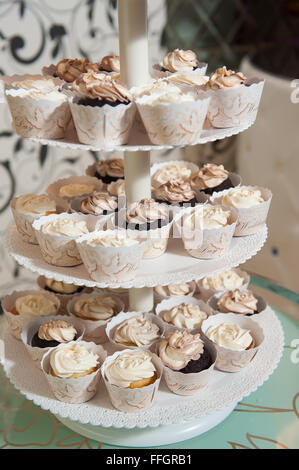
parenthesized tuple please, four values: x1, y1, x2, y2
(7, 224, 268, 289)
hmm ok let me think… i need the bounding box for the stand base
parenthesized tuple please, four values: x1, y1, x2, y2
(56, 403, 236, 447)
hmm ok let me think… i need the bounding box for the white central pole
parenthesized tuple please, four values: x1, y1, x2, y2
(118, 0, 153, 312)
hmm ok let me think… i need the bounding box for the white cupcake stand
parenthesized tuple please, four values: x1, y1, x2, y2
(1, 0, 284, 447)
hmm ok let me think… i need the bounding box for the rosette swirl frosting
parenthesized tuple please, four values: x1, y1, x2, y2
(55, 58, 98, 82)
(96, 159, 124, 178)
(217, 289, 258, 315)
(201, 271, 244, 291)
(50, 343, 99, 378)
(186, 205, 230, 230)
(191, 163, 228, 191)
(162, 49, 199, 73)
(38, 320, 77, 343)
(15, 294, 57, 317)
(205, 323, 253, 351)
(72, 72, 132, 103)
(114, 314, 161, 347)
(159, 330, 204, 370)
(15, 194, 56, 216)
(79, 192, 118, 215)
(222, 187, 264, 209)
(154, 283, 192, 297)
(108, 179, 126, 196)
(87, 233, 139, 248)
(163, 303, 208, 329)
(153, 164, 192, 186)
(99, 55, 120, 73)
(206, 66, 247, 90)
(41, 219, 89, 237)
(74, 295, 119, 321)
(154, 180, 195, 204)
(125, 199, 168, 224)
(104, 350, 156, 388)
(45, 279, 80, 295)
(166, 73, 209, 86)
(59, 184, 94, 198)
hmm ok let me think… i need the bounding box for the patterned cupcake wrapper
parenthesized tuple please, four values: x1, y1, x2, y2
(11, 203, 38, 245)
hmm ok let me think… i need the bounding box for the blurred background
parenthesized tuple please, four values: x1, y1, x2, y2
(0, 0, 298, 298)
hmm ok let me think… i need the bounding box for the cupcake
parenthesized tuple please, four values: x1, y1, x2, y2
(106, 311, 164, 350)
(8, 75, 63, 92)
(46, 175, 105, 205)
(43, 58, 99, 83)
(67, 293, 124, 343)
(37, 276, 89, 315)
(77, 230, 148, 283)
(99, 55, 120, 75)
(201, 313, 264, 372)
(181, 204, 237, 259)
(217, 186, 272, 236)
(2, 290, 60, 339)
(107, 179, 126, 198)
(190, 163, 241, 196)
(153, 49, 207, 79)
(158, 330, 216, 395)
(70, 72, 136, 146)
(165, 72, 209, 87)
(41, 341, 106, 403)
(151, 160, 199, 189)
(153, 180, 197, 208)
(72, 192, 118, 217)
(205, 66, 264, 128)
(196, 268, 250, 301)
(154, 281, 196, 303)
(209, 289, 266, 317)
(156, 297, 211, 334)
(10, 193, 58, 244)
(102, 349, 162, 412)
(94, 158, 124, 184)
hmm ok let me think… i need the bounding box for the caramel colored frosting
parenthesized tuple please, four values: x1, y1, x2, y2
(206, 66, 247, 91)
(15, 194, 56, 216)
(108, 179, 126, 197)
(87, 233, 140, 248)
(163, 303, 208, 329)
(205, 323, 253, 351)
(50, 343, 99, 378)
(159, 330, 204, 370)
(45, 279, 80, 295)
(105, 350, 156, 388)
(191, 163, 229, 191)
(100, 55, 120, 73)
(154, 283, 193, 297)
(217, 289, 258, 315)
(185, 204, 230, 230)
(72, 72, 132, 103)
(153, 164, 192, 186)
(96, 159, 124, 178)
(41, 219, 89, 237)
(79, 192, 118, 215)
(222, 187, 264, 209)
(201, 270, 244, 291)
(38, 320, 77, 343)
(114, 314, 161, 347)
(162, 49, 199, 73)
(154, 179, 195, 204)
(125, 198, 168, 224)
(15, 294, 57, 317)
(74, 295, 119, 321)
(55, 58, 98, 82)
(59, 184, 94, 198)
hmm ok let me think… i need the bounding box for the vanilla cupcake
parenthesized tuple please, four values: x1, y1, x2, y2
(154, 281, 196, 303)
(191, 163, 241, 196)
(102, 349, 162, 412)
(153, 49, 207, 78)
(196, 269, 250, 301)
(11, 193, 58, 244)
(209, 289, 266, 317)
(160, 303, 208, 332)
(151, 160, 199, 189)
(37, 276, 89, 315)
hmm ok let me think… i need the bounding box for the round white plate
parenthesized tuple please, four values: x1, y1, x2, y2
(6, 224, 268, 289)
(1, 308, 284, 429)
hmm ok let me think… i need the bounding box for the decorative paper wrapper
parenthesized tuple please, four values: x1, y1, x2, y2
(101, 350, 163, 413)
(154, 280, 196, 305)
(36, 276, 90, 315)
(70, 97, 136, 146)
(46, 175, 105, 206)
(76, 229, 149, 283)
(41, 340, 107, 404)
(5, 88, 72, 139)
(193, 172, 242, 201)
(206, 79, 264, 128)
(208, 290, 267, 317)
(106, 311, 165, 352)
(152, 63, 208, 80)
(159, 340, 217, 396)
(1, 289, 60, 340)
(155, 295, 214, 335)
(20, 315, 85, 369)
(210, 186, 272, 236)
(33, 212, 100, 267)
(180, 205, 238, 259)
(67, 292, 124, 344)
(201, 313, 264, 372)
(171, 194, 209, 236)
(196, 268, 250, 302)
(150, 160, 199, 190)
(136, 93, 210, 146)
(0, 73, 62, 102)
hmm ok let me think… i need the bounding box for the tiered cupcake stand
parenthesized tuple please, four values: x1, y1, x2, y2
(1, 0, 284, 447)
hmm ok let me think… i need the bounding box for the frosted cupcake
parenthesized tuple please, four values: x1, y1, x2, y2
(158, 330, 216, 395)
(71, 192, 118, 217)
(196, 268, 250, 301)
(99, 55, 120, 75)
(102, 349, 162, 412)
(154, 281, 196, 303)
(11, 193, 58, 244)
(42, 58, 99, 84)
(209, 289, 266, 317)
(153, 49, 207, 78)
(157, 299, 211, 334)
(41, 341, 106, 403)
(70, 72, 136, 146)
(37, 276, 89, 315)
(94, 158, 124, 184)
(151, 160, 199, 189)
(153, 180, 197, 208)
(191, 163, 241, 196)
(107, 179, 126, 198)
(46, 175, 105, 206)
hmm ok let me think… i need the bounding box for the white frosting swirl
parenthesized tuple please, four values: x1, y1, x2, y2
(205, 323, 253, 351)
(50, 343, 99, 378)
(222, 187, 264, 209)
(126, 199, 168, 224)
(185, 204, 230, 230)
(15, 294, 57, 317)
(105, 350, 156, 388)
(154, 283, 192, 297)
(74, 295, 120, 321)
(41, 219, 89, 237)
(163, 303, 208, 329)
(201, 271, 244, 291)
(166, 73, 208, 86)
(114, 314, 161, 347)
(159, 330, 204, 370)
(87, 233, 140, 248)
(153, 164, 192, 186)
(15, 194, 56, 216)
(217, 289, 258, 315)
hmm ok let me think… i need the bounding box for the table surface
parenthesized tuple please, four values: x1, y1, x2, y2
(0, 276, 298, 450)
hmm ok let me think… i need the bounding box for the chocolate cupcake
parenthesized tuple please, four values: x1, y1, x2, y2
(31, 319, 78, 349)
(77, 191, 118, 216)
(191, 163, 233, 196)
(153, 179, 197, 208)
(118, 198, 169, 231)
(95, 158, 124, 184)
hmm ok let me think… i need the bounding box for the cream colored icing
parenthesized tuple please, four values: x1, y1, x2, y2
(114, 314, 161, 347)
(201, 271, 244, 291)
(162, 49, 199, 73)
(41, 219, 89, 237)
(45, 279, 80, 295)
(15, 294, 57, 317)
(153, 164, 192, 186)
(50, 343, 99, 378)
(217, 289, 258, 315)
(185, 205, 230, 230)
(205, 323, 253, 351)
(206, 66, 247, 90)
(125, 199, 168, 224)
(163, 303, 208, 329)
(74, 295, 119, 321)
(222, 187, 264, 209)
(191, 163, 228, 191)
(15, 194, 56, 216)
(59, 184, 94, 198)
(105, 350, 156, 388)
(159, 330, 204, 370)
(154, 283, 192, 297)
(87, 233, 139, 248)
